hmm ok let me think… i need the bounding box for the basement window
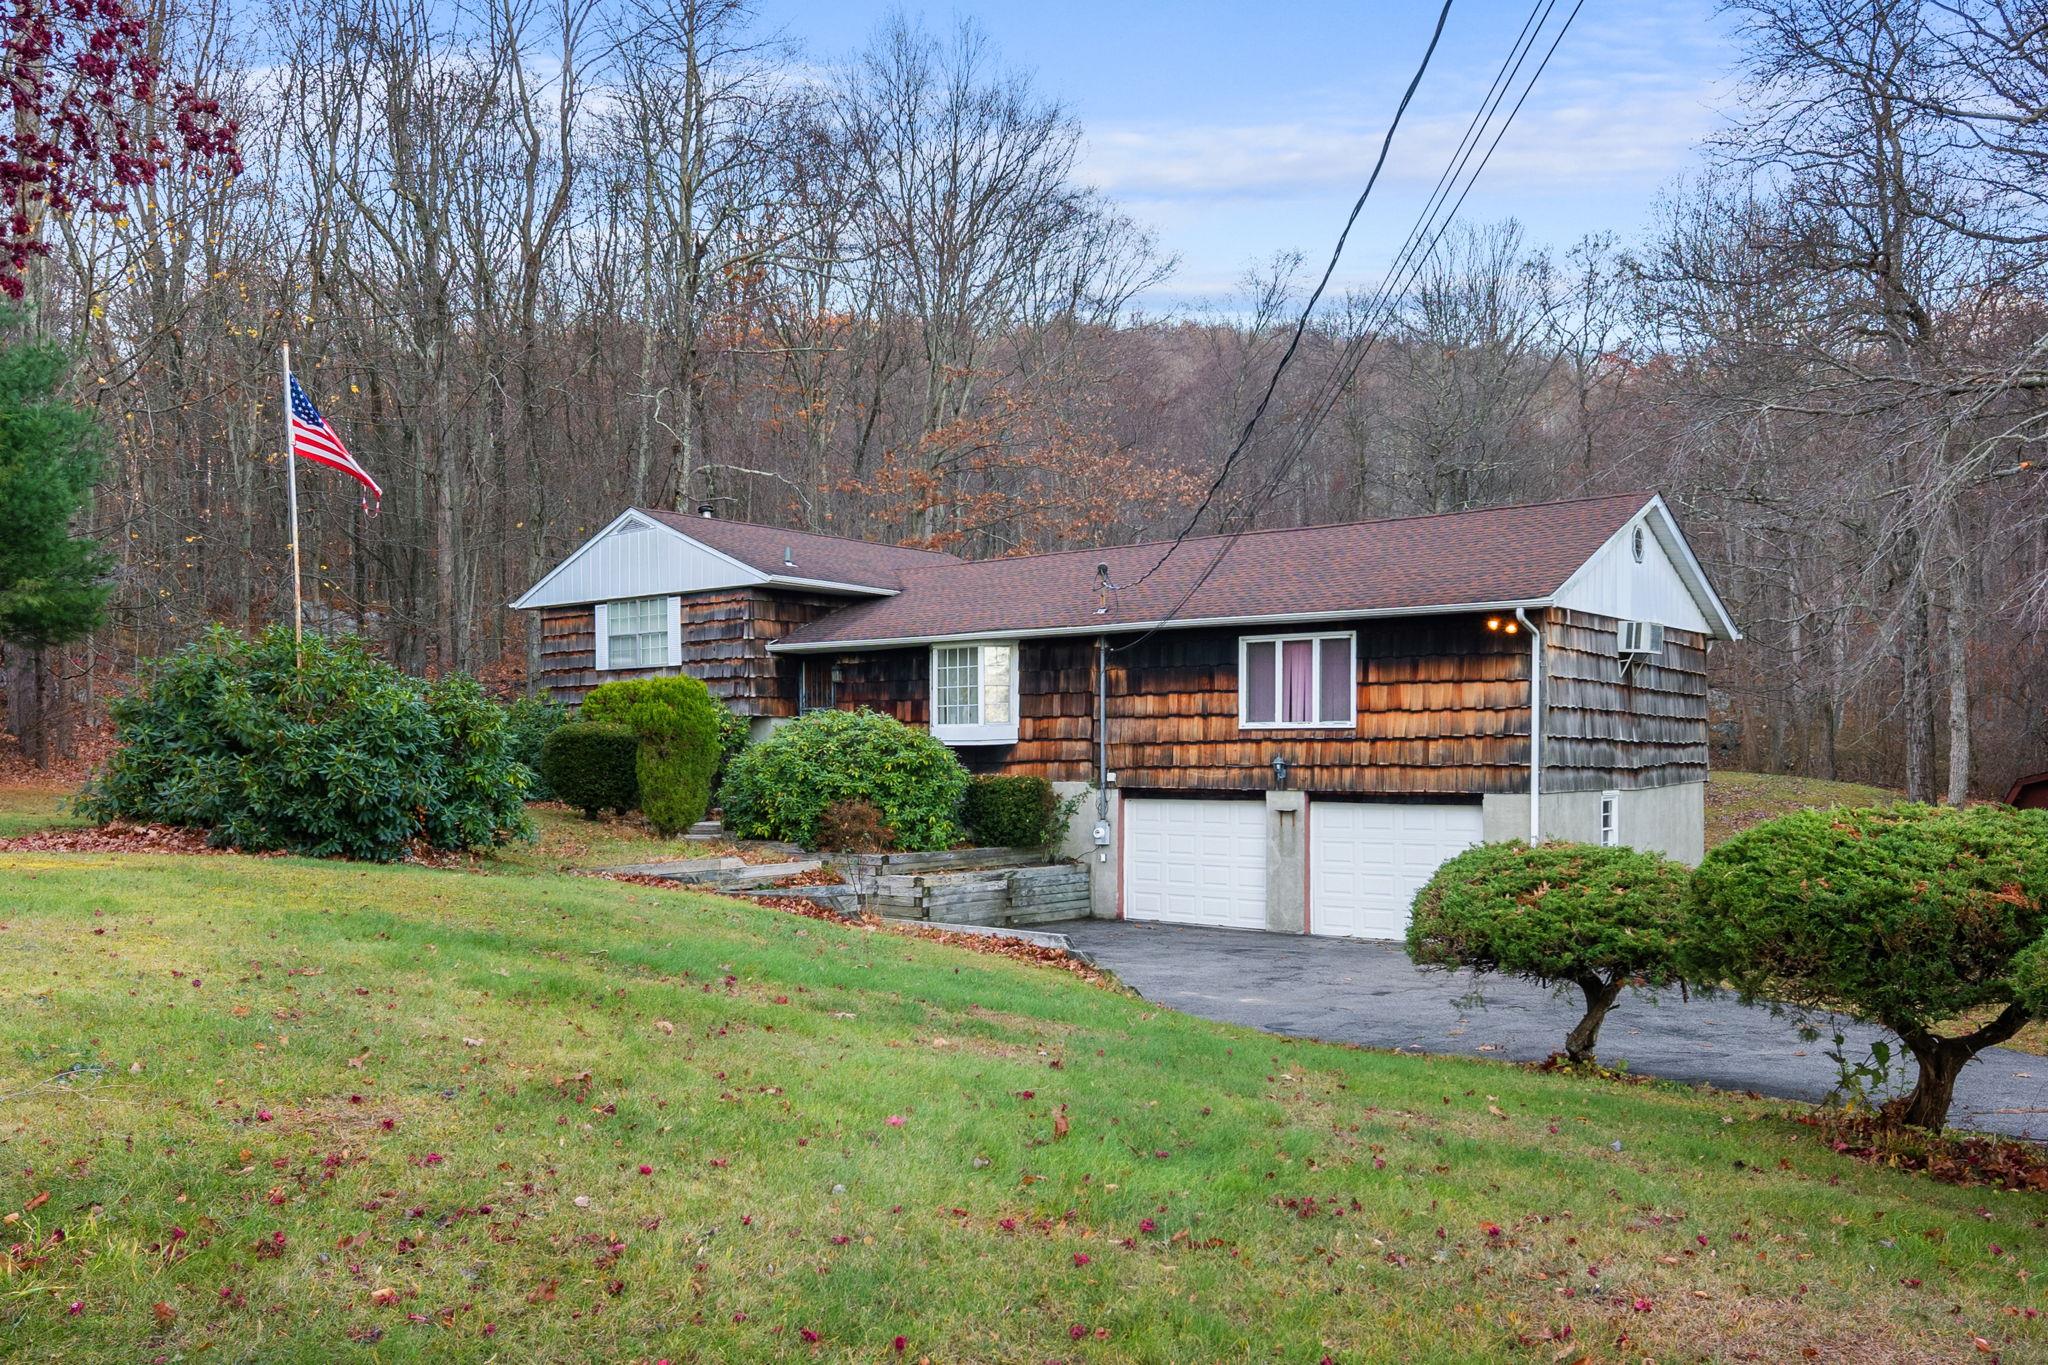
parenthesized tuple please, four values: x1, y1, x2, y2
(1239, 631, 1356, 729)
(930, 640, 1018, 745)
(1600, 790, 1620, 846)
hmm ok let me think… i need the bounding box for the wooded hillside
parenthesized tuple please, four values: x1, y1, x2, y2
(4, 0, 2044, 800)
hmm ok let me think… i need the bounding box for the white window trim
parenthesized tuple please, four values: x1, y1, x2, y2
(1237, 630, 1358, 731)
(928, 639, 1020, 745)
(1599, 790, 1621, 847)
(594, 595, 679, 672)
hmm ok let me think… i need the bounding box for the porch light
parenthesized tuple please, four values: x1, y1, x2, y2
(1503, 621, 1519, 634)
(1486, 617, 1501, 631)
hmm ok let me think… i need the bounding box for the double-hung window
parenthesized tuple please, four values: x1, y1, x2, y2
(929, 640, 1018, 745)
(1238, 631, 1356, 729)
(595, 596, 678, 671)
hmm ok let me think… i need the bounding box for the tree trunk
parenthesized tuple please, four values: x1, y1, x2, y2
(1564, 974, 1626, 1065)
(1893, 1005, 2029, 1131)
(1902, 583, 1935, 802)
(1944, 565, 1971, 805)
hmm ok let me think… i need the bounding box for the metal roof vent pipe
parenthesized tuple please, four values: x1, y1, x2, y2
(784, 546, 796, 568)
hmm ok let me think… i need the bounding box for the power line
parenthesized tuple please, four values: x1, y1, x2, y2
(1111, 0, 1457, 598)
(1111, 0, 1588, 650)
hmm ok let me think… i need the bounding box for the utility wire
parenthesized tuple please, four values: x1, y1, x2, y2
(1109, 0, 1457, 599)
(1111, 0, 1588, 651)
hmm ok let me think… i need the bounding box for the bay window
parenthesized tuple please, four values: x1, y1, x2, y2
(1238, 631, 1356, 729)
(929, 640, 1018, 744)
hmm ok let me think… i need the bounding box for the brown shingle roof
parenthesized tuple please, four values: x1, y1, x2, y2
(638, 508, 960, 592)
(773, 493, 1658, 648)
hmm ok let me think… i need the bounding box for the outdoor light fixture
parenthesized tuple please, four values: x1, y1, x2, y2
(1485, 617, 1502, 631)
(1504, 621, 1519, 634)
(1271, 754, 1293, 787)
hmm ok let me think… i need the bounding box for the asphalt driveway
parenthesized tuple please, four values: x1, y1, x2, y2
(1051, 919, 2048, 1141)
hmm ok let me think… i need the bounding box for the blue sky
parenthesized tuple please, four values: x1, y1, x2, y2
(776, 0, 1741, 310)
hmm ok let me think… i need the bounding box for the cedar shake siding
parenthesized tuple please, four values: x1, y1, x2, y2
(1542, 607, 1710, 792)
(1102, 615, 1531, 795)
(538, 588, 845, 711)
(794, 608, 1707, 797)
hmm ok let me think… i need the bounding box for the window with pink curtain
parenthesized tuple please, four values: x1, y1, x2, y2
(1243, 640, 1276, 723)
(1281, 639, 1314, 723)
(1318, 636, 1354, 723)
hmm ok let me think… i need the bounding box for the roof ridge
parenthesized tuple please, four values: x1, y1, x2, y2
(635, 507, 962, 559)
(887, 491, 1658, 574)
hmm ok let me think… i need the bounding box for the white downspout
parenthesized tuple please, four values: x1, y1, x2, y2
(1515, 606, 1542, 843)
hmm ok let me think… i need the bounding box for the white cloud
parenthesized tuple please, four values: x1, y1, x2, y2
(1079, 4, 1733, 203)
(1083, 89, 1722, 200)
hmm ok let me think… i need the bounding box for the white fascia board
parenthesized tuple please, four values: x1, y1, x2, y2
(766, 598, 1553, 654)
(1547, 495, 1741, 642)
(756, 575, 899, 597)
(510, 509, 670, 610)
(509, 510, 895, 610)
(1644, 494, 1742, 641)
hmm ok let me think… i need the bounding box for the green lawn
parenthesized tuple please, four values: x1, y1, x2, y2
(1704, 770, 1899, 849)
(484, 802, 733, 874)
(2, 852, 2043, 1362)
(0, 781, 87, 838)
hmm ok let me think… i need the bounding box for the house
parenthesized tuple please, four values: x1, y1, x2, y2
(2008, 771, 2048, 810)
(511, 492, 1740, 940)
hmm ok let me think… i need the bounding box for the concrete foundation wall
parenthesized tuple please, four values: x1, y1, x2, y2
(1074, 776, 1707, 928)
(1481, 780, 1706, 865)
(1264, 791, 1307, 933)
(1052, 781, 1119, 919)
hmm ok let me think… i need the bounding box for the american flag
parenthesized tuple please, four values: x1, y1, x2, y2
(288, 373, 381, 501)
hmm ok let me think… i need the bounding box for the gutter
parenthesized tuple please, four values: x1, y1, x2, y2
(1514, 606, 1542, 843)
(766, 597, 1556, 655)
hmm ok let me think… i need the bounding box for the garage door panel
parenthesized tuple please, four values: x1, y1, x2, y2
(1124, 798, 1266, 930)
(1310, 801, 1481, 940)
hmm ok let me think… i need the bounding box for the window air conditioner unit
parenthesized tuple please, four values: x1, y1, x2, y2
(1618, 620, 1665, 656)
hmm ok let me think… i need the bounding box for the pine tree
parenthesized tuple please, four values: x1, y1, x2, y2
(0, 326, 109, 765)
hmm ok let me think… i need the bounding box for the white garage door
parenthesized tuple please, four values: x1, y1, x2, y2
(1123, 797, 1266, 930)
(1309, 801, 1483, 940)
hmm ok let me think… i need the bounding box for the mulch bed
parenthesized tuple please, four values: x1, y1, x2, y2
(767, 867, 846, 888)
(0, 822, 253, 857)
(1793, 1112, 2048, 1192)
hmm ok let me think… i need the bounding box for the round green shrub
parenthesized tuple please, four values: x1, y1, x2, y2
(539, 722, 641, 819)
(579, 677, 722, 835)
(1687, 803, 2048, 1130)
(79, 625, 532, 860)
(963, 774, 1060, 849)
(1407, 840, 1691, 1065)
(713, 703, 750, 784)
(718, 708, 968, 851)
(502, 693, 568, 800)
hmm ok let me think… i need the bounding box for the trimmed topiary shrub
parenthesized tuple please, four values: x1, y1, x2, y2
(79, 625, 531, 860)
(718, 707, 968, 851)
(502, 693, 568, 800)
(539, 722, 640, 819)
(963, 774, 1060, 850)
(580, 677, 723, 835)
(1407, 840, 1692, 1065)
(1686, 803, 2048, 1131)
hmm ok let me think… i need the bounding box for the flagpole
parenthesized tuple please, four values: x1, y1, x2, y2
(281, 341, 303, 664)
